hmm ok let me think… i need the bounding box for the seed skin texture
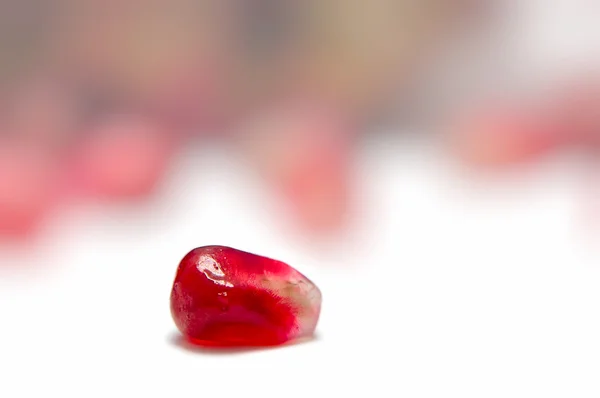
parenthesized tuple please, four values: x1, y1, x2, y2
(170, 246, 322, 347)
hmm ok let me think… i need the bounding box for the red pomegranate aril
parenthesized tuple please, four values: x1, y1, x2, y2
(237, 102, 353, 232)
(0, 143, 60, 238)
(170, 246, 322, 347)
(69, 116, 174, 200)
(451, 105, 569, 167)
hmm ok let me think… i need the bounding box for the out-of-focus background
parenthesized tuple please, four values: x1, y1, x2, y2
(0, 1, 599, 397)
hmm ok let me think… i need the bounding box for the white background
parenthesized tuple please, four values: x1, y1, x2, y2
(1, 135, 598, 397)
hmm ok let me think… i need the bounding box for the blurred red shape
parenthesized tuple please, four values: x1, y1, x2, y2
(450, 104, 571, 168)
(68, 116, 176, 201)
(0, 143, 60, 239)
(552, 79, 600, 149)
(238, 101, 354, 233)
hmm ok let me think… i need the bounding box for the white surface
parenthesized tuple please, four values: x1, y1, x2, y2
(0, 134, 598, 398)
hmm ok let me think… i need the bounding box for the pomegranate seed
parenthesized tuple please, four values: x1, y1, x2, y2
(451, 105, 569, 167)
(170, 246, 322, 347)
(237, 102, 353, 232)
(69, 116, 174, 200)
(0, 143, 60, 239)
(550, 81, 600, 149)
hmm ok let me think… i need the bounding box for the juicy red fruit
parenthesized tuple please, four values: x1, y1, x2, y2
(170, 246, 322, 347)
